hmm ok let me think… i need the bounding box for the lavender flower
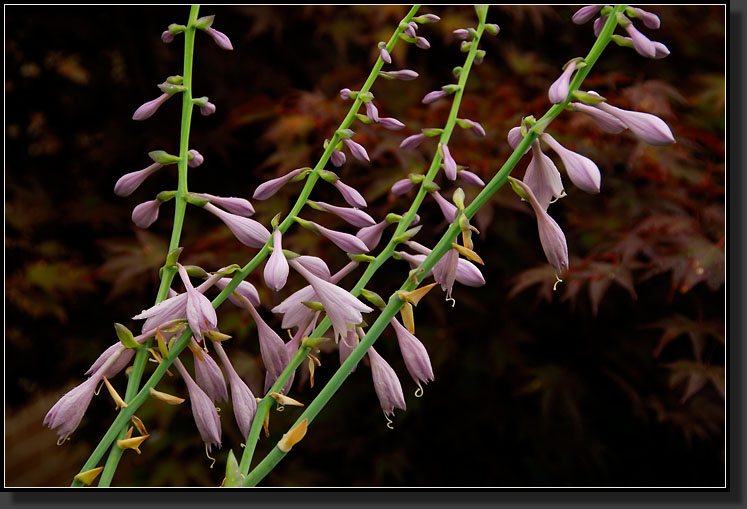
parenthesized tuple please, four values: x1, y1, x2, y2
(294, 255, 331, 281)
(215, 278, 261, 307)
(453, 29, 470, 39)
(174, 359, 221, 452)
(378, 117, 406, 130)
(422, 90, 447, 104)
(161, 30, 174, 44)
(415, 14, 440, 23)
(131, 199, 162, 229)
(365, 101, 379, 122)
(379, 70, 419, 80)
(193, 348, 228, 403)
(622, 22, 656, 58)
(44, 377, 99, 444)
(253, 168, 304, 200)
(570, 101, 627, 133)
(391, 318, 434, 389)
(368, 347, 406, 417)
(507, 126, 531, 155)
(114, 163, 163, 197)
(84, 342, 135, 379)
(431, 190, 458, 222)
(356, 220, 390, 251)
(572, 5, 603, 24)
(134, 293, 188, 333)
(511, 178, 569, 274)
(213, 343, 256, 439)
(178, 264, 218, 343)
(400, 132, 427, 149)
(132, 93, 171, 121)
(432, 248, 459, 301)
(391, 178, 416, 195)
(330, 149, 346, 167)
(441, 143, 457, 181)
(339, 88, 353, 100)
(309, 200, 376, 228)
(200, 102, 216, 116)
(401, 242, 486, 287)
(594, 101, 675, 146)
(630, 7, 661, 30)
(200, 194, 254, 217)
(459, 170, 485, 187)
(332, 179, 367, 208)
(264, 229, 289, 292)
(343, 138, 370, 163)
(205, 26, 233, 50)
(245, 302, 292, 394)
(188, 149, 204, 168)
(311, 221, 370, 254)
(548, 60, 578, 104)
(594, 16, 607, 37)
(415, 37, 431, 49)
(541, 133, 601, 194)
(379, 45, 392, 64)
(459, 118, 486, 137)
(523, 140, 565, 210)
(290, 260, 372, 342)
(404, 23, 417, 38)
(652, 41, 671, 59)
(204, 202, 271, 248)
(271, 285, 317, 331)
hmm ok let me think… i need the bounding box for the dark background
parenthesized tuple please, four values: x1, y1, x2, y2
(5, 6, 725, 487)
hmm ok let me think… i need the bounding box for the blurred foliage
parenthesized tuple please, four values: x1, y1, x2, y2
(5, 6, 724, 487)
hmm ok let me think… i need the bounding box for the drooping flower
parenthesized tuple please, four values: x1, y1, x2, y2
(199, 194, 254, 217)
(271, 285, 317, 331)
(458, 170, 485, 187)
(44, 376, 99, 444)
(378, 117, 406, 130)
(193, 346, 228, 403)
(212, 342, 256, 439)
(570, 101, 628, 133)
(431, 248, 459, 301)
(330, 149, 346, 167)
(204, 202, 271, 248)
(84, 342, 135, 379)
(308, 200, 375, 228)
(368, 347, 406, 417)
(541, 133, 601, 194)
(379, 69, 419, 80)
(173, 359, 221, 452)
(205, 26, 233, 50)
(571, 5, 603, 24)
(264, 228, 289, 292)
(178, 264, 218, 343)
(622, 21, 656, 58)
(339, 328, 360, 372)
(244, 302, 292, 394)
(630, 7, 661, 30)
(365, 101, 379, 123)
(253, 168, 304, 200)
(390, 318, 434, 389)
(594, 100, 675, 146)
(131, 199, 162, 229)
(440, 143, 457, 181)
(132, 93, 171, 121)
(548, 60, 578, 104)
(523, 140, 565, 210)
(422, 90, 447, 104)
(511, 178, 569, 274)
(289, 260, 372, 342)
(356, 220, 391, 251)
(400, 132, 427, 150)
(332, 178, 367, 208)
(401, 242, 486, 288)
(308, 220, 370, 254)
(293, 255, 331, 281)
(431, 190, 458, 222)
(343, 138, 370, 163)
(114, 162, 163, 197)
(215, 278, 260, 308)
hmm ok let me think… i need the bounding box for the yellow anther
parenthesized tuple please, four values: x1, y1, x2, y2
(385, 414, 394, 430)
(414, 386, 424, 398)
(205, 444, 216, 469)
(553, 274, 563, 291)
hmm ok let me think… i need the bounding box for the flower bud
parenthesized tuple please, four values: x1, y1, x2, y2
(114, 162, 163, 197)
(368, 347, 406, 417)
(200, 194, 254, 217)
(378, 69, 419, 81)
(200, 102, 216, 116)
(400, 133, 427, 150)
(161, 30, 174, 43)
(343, 138, 370, 163)
(330, 149, 346, 167)
(422, 90, 447, 105)
(132, 93, 171, 121)
(440, 143, 457, 181)
(378, 117, 405, 130)
(572, 5, 603, 24)
(187, 149, 204, 167)
(253, 167, 305, 200)
(132, 199, 162, 229)
(415, 37, 430, 49)
(205, 26, 233, 50)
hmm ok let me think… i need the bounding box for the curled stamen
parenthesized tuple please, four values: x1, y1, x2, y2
(414, 386, 424, 398)
(553, 275, 563, 291)
(385, 414, 394, 430)
(277, 405, 285, 412)
(205, 444, 216, 469)
(446, 297, 456, 308)
(94, 380, 104, 396)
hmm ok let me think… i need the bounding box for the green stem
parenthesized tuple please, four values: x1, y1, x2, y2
(71, 4, 421, 486)
(77, 5, 202, 488)
(241, 5, 627, 487)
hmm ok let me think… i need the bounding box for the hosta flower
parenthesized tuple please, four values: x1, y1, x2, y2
(523, 140, 565, 210)
(173, 359, 221, 452)
(440, 143, 457, 181)
(572, 5, 603, 24)
(271, 285, 317, 331)
(188, 149, 204, 168)
(356, 220, 390, 251)
(199, 194, 254, 217)
(253, 168, 304, 200)
(399, 244, 486, 288)
(289, 260, 372, 342)
(213, 343, 256, 439)
(459, 118, 486, 137)
(365, 101, 379, 122)
(541, 133, 601, 194)
(200, 102, 216, 116)
(432, 248, 459, 301)
(593, 97, 675, 145)
(264, 228, 289, 292)
(308, 200, 376, 228)
(193, 347, 228, 403)
(339, 328, 360, 372)
(131, 199, 162, 229)
(215, 278, 260, 308)
(293, 255, 331, 281)
(507, 126, 531, 155)
(332, 178, 367, 208)
(330, 149, 346, 167)
(44, 376, 99, 444)
(368, 347, 406, 417)
(415, 37, 430, 49)
(343, 138, 370, 163)
(178, 264, 218, 343)
(379, 69, 419, 80)
(312, 221, 371, 255)
(431, 190, 458, 222)
(570, 101, 627, 133)
(132, 93, 171, 121)
(391, 178, 416, 195)
(84, 342, 135, 379)
(548, 60, 578, 104)
(205, 26, 233, 50)
(422, 90, 447, 104)
(379, 45, 392, 64)
(400, 132, 427, 150)
(245, 302, 292, 393)
(630, 7, 661, 30)
(378, 117, 406, 130)
(511, 178, 569, 274)
(458, 170, 485, 187)
(593, 16, 607, 37)
(204, 202, 271, 248)
(391, 318, 434, 389)
(161, 30, 175, 43)
(114, 162, 163, 197)
(622, 21, 656, 58)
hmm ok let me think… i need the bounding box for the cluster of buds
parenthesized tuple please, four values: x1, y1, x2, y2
(574, 5, 669, 59)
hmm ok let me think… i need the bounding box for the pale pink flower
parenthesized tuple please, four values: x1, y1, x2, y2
(132, 93, 170, 121)
(264, 229, 289, 292)
(131, 199, 162, 229)
(193, 347, 228, 403)
(523, 140, 565, 210)
(253, 168, 304, 200)
(541, 133, 601, 194)
(204, 202, 271, 248)
(114, 162, 163, 197)
(308, 200, 376, 228)
(391, 318, 434, 388)
(174, 359, 221, 452)
(199, 194, 254, 217)
(368, 346, 406, 417)
(205, 26, 233, 50)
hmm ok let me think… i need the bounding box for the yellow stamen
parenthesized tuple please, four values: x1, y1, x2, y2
(397, 282, 438, 307)
(446, 297, 456, 308)
(117, 434, 149, 454)
(103, 377, 128, 409)
(553, 274, 563, 291)
(277, 418, 309, 453)
(74, 467, 104, 486)
(414, 386, 424, 398)
(385, 414, 394, 430)
(401, 302, 415, 334)
(205, 444, 216, 469)
(147, 348, 173, 376)
(149, 387, 185, 405)
(270, 392, 304, 407)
